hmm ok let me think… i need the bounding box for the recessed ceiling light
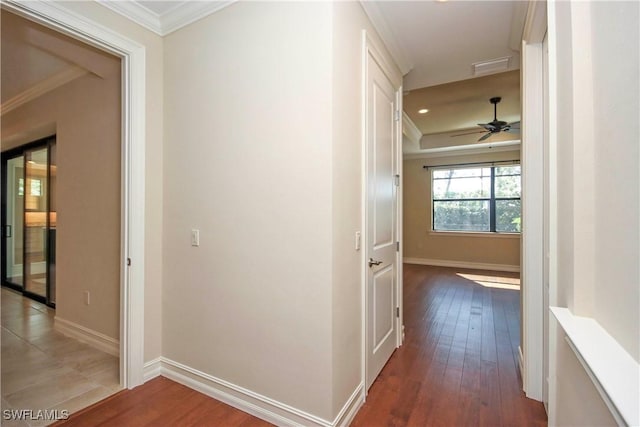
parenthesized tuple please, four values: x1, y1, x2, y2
(418, 108, 429, 114)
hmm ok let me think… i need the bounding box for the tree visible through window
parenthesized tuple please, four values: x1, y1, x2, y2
(432, 164, 521, 233)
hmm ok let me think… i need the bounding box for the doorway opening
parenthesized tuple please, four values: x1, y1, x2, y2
(357, 1, 547, 421)
(1, 7, 126, 415)
(3, 0, 148, 392)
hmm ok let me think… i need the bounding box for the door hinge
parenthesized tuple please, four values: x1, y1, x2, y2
(396, 241, 400, 252)
(394, 110, 400, 122)
(396, 307, 400, 317)
(127, 258, 131, 266)
(394, 174, 400, 187)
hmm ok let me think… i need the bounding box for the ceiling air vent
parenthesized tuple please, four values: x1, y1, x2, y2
(472, 56, 511, 76)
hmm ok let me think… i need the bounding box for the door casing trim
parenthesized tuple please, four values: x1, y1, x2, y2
(520, 0, 548, 402)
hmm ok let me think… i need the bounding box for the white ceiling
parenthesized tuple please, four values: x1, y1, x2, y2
(4, 1, 524, 155)
(363, 1, 526, 91)
(136, 1, 187, 16)
(362, 1, 526, 155)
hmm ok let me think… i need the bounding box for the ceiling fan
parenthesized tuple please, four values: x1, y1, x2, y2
(452, 97, 520, 142)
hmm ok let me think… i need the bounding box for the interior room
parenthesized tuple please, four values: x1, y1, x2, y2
(351, 6, 535, 423)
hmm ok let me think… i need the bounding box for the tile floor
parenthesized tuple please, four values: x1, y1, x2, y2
(1, 288, 120, 426)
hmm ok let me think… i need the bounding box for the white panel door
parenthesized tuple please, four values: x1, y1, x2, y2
(365, 50, 399, 390)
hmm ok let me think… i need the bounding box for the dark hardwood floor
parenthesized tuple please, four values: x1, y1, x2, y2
(53, 376, 271, 427)
(54, 264, 546, 426)
(352, 264, 547, 426)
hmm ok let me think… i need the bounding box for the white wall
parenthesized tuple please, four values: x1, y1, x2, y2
(330, 2, 365, 415)
(162, 2, 334, 420)
(590, 0, 639, 362)
(549, 1, 639, 423)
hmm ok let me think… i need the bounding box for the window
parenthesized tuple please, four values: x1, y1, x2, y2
(30, 179, 42, 196)
(432, 164, 521, 233)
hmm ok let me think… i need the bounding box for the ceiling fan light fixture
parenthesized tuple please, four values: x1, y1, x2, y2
(418, 108, 429, 114)
(474, 97, 520, 141)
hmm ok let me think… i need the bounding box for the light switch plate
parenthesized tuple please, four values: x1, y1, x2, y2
(191, 229, 200, 247)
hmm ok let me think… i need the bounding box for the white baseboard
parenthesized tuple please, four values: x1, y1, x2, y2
(333, 383, 364, 427)
(143, 357, 162, 382)
(53, 317, 119, 356)
(149, 357, 362, 427)
(404, 257, 520, 273)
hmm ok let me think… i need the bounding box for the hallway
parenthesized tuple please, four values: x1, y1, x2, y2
(50, 264, 548, 426)
(352, 264, 547, 426)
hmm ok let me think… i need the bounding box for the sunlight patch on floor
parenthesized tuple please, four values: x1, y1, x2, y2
(456, 273, 521, 290)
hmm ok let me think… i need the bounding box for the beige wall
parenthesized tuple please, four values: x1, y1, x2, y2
(162, 2, 397, 421)
(550, 1, 639, 424)
(403, 151, 521, 268)
(1, 12, 121, 340)
(330, 1, 399, 416)
(162, 2, 334, 420)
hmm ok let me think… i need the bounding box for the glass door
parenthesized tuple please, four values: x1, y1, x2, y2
(24, 147, 49, 299)
(3, 155, 25, 288)
(2, 137, 56, 307)
(49, 144, 57, 305)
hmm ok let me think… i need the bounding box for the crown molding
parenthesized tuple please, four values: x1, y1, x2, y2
(359, 1, 413, 75)
(96, 1, 237, 36)
(96, 0, 161, 34)
(160, 1, 236, 35)
(1, 65, 88, 116)
(402, 112, 422, 146)
(403, 140, 521, 160)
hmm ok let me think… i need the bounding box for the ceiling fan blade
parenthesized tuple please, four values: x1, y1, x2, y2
(508, 121, 521, 128)
(504, 127, 521, 134)
(478, 132, 493, 142)
(450, 130, 487, 137)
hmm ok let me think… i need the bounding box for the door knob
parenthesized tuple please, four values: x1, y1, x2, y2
(368, 258, 382, 268)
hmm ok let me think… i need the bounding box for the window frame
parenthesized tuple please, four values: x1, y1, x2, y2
(430, 163, 521, 234)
